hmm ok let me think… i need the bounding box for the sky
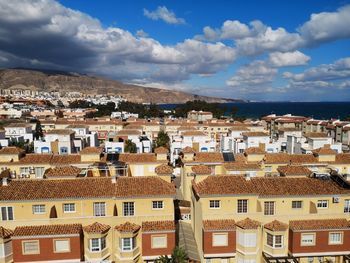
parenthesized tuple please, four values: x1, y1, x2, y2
(0, 1, 350, 101)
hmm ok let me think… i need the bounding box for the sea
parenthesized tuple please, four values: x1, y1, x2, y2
(159, 102, 350, 120)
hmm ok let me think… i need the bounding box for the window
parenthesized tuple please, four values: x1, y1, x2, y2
(264, 201, 275, 215)
(301, 233, 315, 246)
(93, 202, 106, 217)
(266, 233, 283, 248)
(209, 200, 220, 209)
(60, 147, 68, 154)
(20, 167, 30, 175)
(123, 202, 135, 216)
(292, 201, 302, 209)
(32, 204, 45, 214)
(151, 235, 167, 249)
(34, 167, 45, 178)
(317, 200, 328, 209)
(212, 233, 228, 247)
(1, 207, 13, 221)
(307, 257, 314, 263)
(237, 199, 248, 213)
(54, 239, 70, 253)
(90, 237, 106, 252)
(237, 231, 257, 247)
(22, 240, 39, 255)
(265, 166, 272, 172)
(121, 237, 136, 251)
(152, 201, 164, 209)
(329, 232, 342, 244)
(63, 203, 76, 213)
(344, 199, 350, 213)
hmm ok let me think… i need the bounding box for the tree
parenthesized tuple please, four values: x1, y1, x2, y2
(124, 139, 137, 153)
(156, 131, 170, 148)
(157, 247, 188, 263)
(34, 120, 44, 140)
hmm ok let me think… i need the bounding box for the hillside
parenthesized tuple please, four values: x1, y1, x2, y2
(0, 68, 244, 104)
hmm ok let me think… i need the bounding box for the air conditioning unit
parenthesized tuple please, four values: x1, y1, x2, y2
(333, 196, 340, 203)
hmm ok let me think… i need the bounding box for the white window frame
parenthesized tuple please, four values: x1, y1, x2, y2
(93, 202, 106, 217)
(292, 200, 302, 209)
(63, 203, 76, 213)
(152, 201, 164, 210)
(301, 233, 316, 246)
(53, 239, 70, 253)
(264, 201, 275, 215)
(151, 235, 167, 249)
(266, 233, 283, 248)
(212, 233, 228, 247)
(237, 199, 248, 214)
(90, 237, 106, 252)
(317, 200, 328, 209)
(121, 237, 135, 251)
(344, 199, 350, 213)
(22, 240, 40, 255)
(32, 204, 46, 214)
(329, 232, 343, 245)
(123, 202, 135, 216)
(209, 200, 220, 209)
(0, 206, 14, 221)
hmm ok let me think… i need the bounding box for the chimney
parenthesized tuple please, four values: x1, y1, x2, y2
(2, 177, 8, 186)
(111, 176, 117, 184)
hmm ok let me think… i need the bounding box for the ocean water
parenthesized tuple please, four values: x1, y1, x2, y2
(159, 102, 350, 120)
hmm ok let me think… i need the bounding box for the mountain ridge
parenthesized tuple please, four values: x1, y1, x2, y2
(0, 68, 245, 104)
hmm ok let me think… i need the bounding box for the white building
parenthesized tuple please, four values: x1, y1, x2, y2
(34, 129, 75, 154)
(4, 123, 33, 143)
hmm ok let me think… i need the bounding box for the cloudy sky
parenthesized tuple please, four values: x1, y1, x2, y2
(0, 0, 349, 101)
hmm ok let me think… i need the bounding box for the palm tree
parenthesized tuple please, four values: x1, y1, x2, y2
(157, 247, 188, 263)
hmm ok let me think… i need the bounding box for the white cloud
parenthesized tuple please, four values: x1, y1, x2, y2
(136, 29, 149, 38)
(269, 51, 310, 67)
(299, 5, 350, 45)
(284, 57, 350, 82)
(143, 6, 185, 25)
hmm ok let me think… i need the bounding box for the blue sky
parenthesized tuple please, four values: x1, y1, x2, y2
(0, 0, 350, 101)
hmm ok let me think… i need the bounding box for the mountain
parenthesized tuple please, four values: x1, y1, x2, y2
(0, 68, 244, 104)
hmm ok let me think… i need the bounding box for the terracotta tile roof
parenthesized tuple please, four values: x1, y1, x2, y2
(245, 147, 265, 155)
(0, 227, 13, 238)
(264, 153, 290, 164)
(80, 147, 103, 154)
(192, 165, 212, 174)
(154, 146, 169, 154)
(19, 154, 53, 164)
(83, 222, 111, 233)
(51, 155, 82, 165)
(236, 218, 261, 229)
(290, 154, 318, 164)
(242, 132, 268, 137)
(193, 152, 224, 163)
(155, 164, 174, 175)
(115, 222, 141, 233)
(46, 129, 75, 135)
(118, 153, 160, 163)
(312, 145, 337, 155)
(192, 175, 350, 197)
(304, 132, 328, 138)
(44, 166, 82, 177)
(182, 146, 196, 154)
(264, 220, 288, 231)
(203, 219, 236, 231)
(0, 147, 24, 155)
(142, 221, 175, 232)
(117, 129, 142, 136)
(289, 218, 350, 231)
(334, 154, 350, 164)
(13, 224, 82, 236)
(224, 162, 261, 171)
(0, 176, 175, 201)
(182, 131, 206, 136)
(277, 165, 312, 176)
(0, 169, 10, 179)
(114, 177, 176, 197)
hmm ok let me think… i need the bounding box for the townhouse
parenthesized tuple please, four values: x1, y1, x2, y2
(191, 175, 350, 263)
(0, 176, 176, 263)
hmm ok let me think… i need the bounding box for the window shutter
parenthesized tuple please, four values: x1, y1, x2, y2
(55, 240, 70, 252)
(212, 233, 227, 246)
(152, 235, 167, 248)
